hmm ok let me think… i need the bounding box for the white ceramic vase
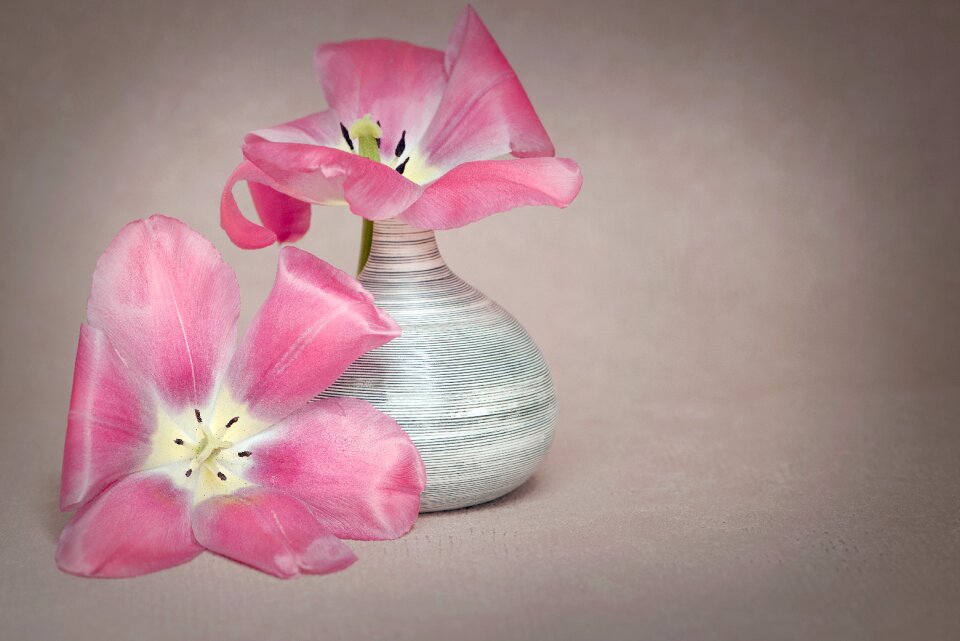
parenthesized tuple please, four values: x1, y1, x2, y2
(318, 219, 557, 512)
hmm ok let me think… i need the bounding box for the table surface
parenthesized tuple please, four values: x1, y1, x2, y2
(2, 1, 959, 640)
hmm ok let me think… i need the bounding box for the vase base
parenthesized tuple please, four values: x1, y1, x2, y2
(417, 464, 546, 513)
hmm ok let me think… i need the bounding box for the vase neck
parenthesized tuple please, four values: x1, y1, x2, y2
(360, 218, 448, 277)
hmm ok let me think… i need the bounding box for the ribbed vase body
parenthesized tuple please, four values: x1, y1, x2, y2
(318, 220, 557, 512)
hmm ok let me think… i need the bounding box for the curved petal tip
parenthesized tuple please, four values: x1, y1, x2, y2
(221, 161, 312, 249)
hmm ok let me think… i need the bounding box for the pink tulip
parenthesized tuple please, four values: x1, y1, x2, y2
(57, 215, 425, 578)
(222, 5, 583, 249)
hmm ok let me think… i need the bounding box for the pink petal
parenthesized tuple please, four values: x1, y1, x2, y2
(87, 216, 240, 412)
(221, 161, 313, 249)
(398, 157, 583, 229)
(240, 397, 426, 541)
(242, 141, 423, 221)
(314, 39, 446, 155)
(191, 489, 357, 578)
(246, 109, 343, 147)
(56, 471, 202, 578)
(226, 246, 399, 424)
(418, 6, 555, 169)
(60, 324, 155, 511)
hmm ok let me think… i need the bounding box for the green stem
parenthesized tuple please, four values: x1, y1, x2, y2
(349, 114, 382, 275)
(357, 218, 374, 275)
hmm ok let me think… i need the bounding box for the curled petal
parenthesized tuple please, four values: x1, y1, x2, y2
(60, 325, 155, 510)
(419, 6, 555, 168)
(221, 161, 313, 249)
(241, 398, 426, 540)
(225, 247, 399, 427)
(192, 489, 357, 578)
(87, 216, 240, 412)
(314, 39, 445, 154)
(398, 157, 583, 230)
(56, 471, 202, 578)
(242, 142, 423, 221)
(246, 109, 343, 147)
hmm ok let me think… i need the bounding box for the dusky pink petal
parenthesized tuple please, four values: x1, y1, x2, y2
(241, 397, 426, 541)
(314, 39, 446, 155)
(418, 6, 554, 168)
(226, 246, 399, 424)
(191, 489, 357, 578)
(87, 216, 240, 412)
(56, 471, 202, 578)
(398, 157, 583, 229)
(242, 142, 423, 221)
(60, 324, 156, 511)
(245, 109, 343, 147)
(221, 161, 313, 249)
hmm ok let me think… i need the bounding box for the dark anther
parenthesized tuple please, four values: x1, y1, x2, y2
(217, 471, 227, 481)
(376, 137, 381, 148)
(238, 451, 252, 457)
(174, 438, 184, 445)
(396, 157, 409, 175)
(395, 130, 406, 157)
(225, 416, 239, 428)
(194, 409, 202, 423)
(340, 122, 354, 150)
(185, 469, 192, 478)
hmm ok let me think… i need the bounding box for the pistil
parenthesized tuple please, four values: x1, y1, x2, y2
(348, 114, 383, 274)
(192, 422, 233, 472)
(348, 114, 382, 164)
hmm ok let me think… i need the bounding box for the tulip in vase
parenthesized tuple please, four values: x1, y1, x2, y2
(222, 7, 582, 510)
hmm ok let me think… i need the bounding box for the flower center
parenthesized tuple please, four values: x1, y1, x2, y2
(341, 114, 412, 176)
(172, 409, 252, 487)
(194, 426, 233, 468)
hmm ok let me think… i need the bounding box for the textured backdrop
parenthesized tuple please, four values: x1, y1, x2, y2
(1, 1, 959, 639)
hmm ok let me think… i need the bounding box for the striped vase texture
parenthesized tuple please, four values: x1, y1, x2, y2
(317, 219, 557, 512)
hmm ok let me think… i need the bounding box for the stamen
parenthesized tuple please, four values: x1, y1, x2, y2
(225, 416, 239, 428)
(194, 409, 202, 423)
(396, 157, 409, 175)
(174, 438, 184, 445)
(185, 469, 192, 477)
(395, 130, 406, 157)
(340, 122, 354, 150)
(237, 451, 252, 457)
(217, 472, 227, 481)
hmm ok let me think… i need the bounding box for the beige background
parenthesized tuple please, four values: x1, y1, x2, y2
(2, 0, 959, 639)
